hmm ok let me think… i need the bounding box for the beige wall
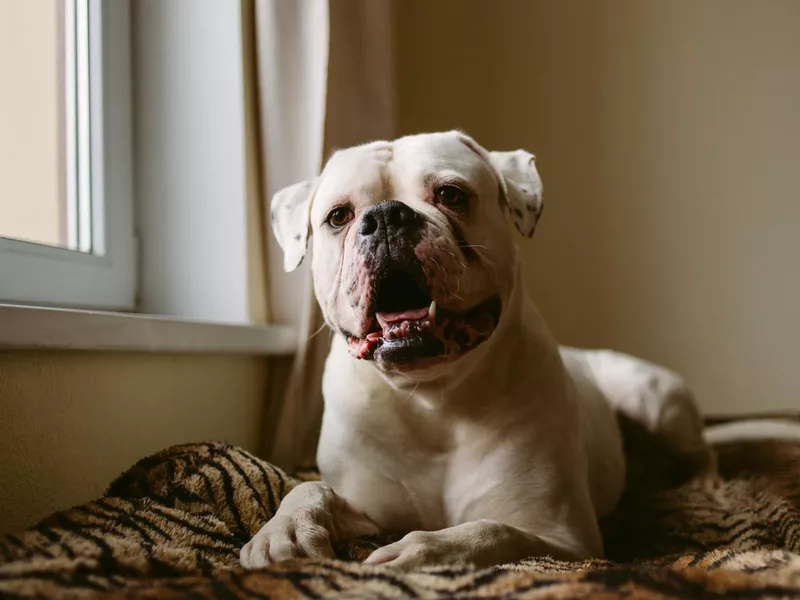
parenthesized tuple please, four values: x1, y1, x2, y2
(396, 0, 800, 414)
(0, 1, 64, 247)
(0, 352, 267, 533)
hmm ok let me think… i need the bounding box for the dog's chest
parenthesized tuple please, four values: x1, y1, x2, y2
(319, 400, 504, 532)
(349, 450, 451, 532)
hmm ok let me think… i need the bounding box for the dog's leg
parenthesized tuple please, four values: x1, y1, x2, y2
(569, 347, 716, 479)
(364, 519, 588, 570)
(240, 481, 379, 568)
(572, 349, 709, 456)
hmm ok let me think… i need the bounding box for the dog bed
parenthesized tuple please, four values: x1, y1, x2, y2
(1, 415, 799, 599)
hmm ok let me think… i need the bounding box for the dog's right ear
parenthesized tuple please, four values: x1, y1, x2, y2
(270, 179, 317, 272)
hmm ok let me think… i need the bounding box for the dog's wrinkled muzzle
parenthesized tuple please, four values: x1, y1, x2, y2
(343, 200, 502, 371)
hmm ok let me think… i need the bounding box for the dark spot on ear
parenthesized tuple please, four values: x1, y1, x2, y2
(513, 208, 523, 218)
(270, 210, 275, 220)
(294, 234, 301, 241)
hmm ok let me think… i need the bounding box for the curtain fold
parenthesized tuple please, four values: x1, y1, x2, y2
(248, 0, 395, 471)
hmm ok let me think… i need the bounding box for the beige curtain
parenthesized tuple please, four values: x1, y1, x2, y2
(244, 0, 395, 471)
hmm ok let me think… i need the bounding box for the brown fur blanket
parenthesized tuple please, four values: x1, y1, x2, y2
(1, 416, 800, 598)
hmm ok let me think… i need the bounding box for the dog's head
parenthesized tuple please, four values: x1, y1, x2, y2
(271, 131, 542, 374)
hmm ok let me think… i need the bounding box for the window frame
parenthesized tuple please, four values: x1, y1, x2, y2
(0, 0, 136, 311)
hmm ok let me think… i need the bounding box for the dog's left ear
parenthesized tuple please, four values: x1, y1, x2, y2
(454, 132, 543, 238)
(489, 150, 543, 238)
(270, 179, 316, 272)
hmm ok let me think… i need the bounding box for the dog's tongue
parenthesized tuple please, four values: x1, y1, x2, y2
(376, 307, 429, 327)
(372, 302, 438, 342)
(375, 304, 437, 339)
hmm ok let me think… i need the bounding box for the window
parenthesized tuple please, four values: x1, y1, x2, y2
(0, 1, 295, 354)
(0, 0, 135, 310)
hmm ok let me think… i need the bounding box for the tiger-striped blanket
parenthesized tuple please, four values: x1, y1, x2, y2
(1, 416, 800, 599)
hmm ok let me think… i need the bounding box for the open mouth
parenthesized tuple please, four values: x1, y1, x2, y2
(346, 269, 501, 369)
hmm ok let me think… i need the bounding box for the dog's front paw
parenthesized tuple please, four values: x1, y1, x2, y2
(240, 482, 340, 568)
(364, 531, 466, 570)
(240, 507, 336, 568)
(240, 481, 381, 568)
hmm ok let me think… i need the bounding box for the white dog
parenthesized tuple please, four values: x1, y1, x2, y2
(240, 131, 711, 570)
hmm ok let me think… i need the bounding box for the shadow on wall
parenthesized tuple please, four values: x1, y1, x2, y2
(395, 0, 800, 414)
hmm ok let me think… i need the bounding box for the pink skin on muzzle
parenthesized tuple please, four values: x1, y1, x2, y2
(340, 218, 500, 366)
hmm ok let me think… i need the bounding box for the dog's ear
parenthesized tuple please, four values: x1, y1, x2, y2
(488, 150, 543, 238)
(454, 132, 543, 238)
(270, 179, 316, 272)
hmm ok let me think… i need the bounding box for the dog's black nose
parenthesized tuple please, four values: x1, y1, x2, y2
(359, 201, 422, 237)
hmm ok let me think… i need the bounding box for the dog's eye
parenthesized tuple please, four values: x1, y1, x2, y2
(435, 185, 468, 208)
(327, 207, 354, 228)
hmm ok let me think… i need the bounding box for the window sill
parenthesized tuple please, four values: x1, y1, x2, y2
(0, 304, 296, 355)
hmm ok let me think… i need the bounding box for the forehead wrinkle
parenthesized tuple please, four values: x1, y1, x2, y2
(380, 163, 394, 203)
(355, 183, 380, 204)
(394, 141, 493, 189)
(342, 147, 394, 205)
(385, 155, 421, 205)
(351, 168, 393, 206)
(314, 148, 394, 217)
(421, 170, 478, 188)
(370, 144, 395, 204)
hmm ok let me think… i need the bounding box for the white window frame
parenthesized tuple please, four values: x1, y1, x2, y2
(0, 0, 135, 311)
(0, 0, 297, 356)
